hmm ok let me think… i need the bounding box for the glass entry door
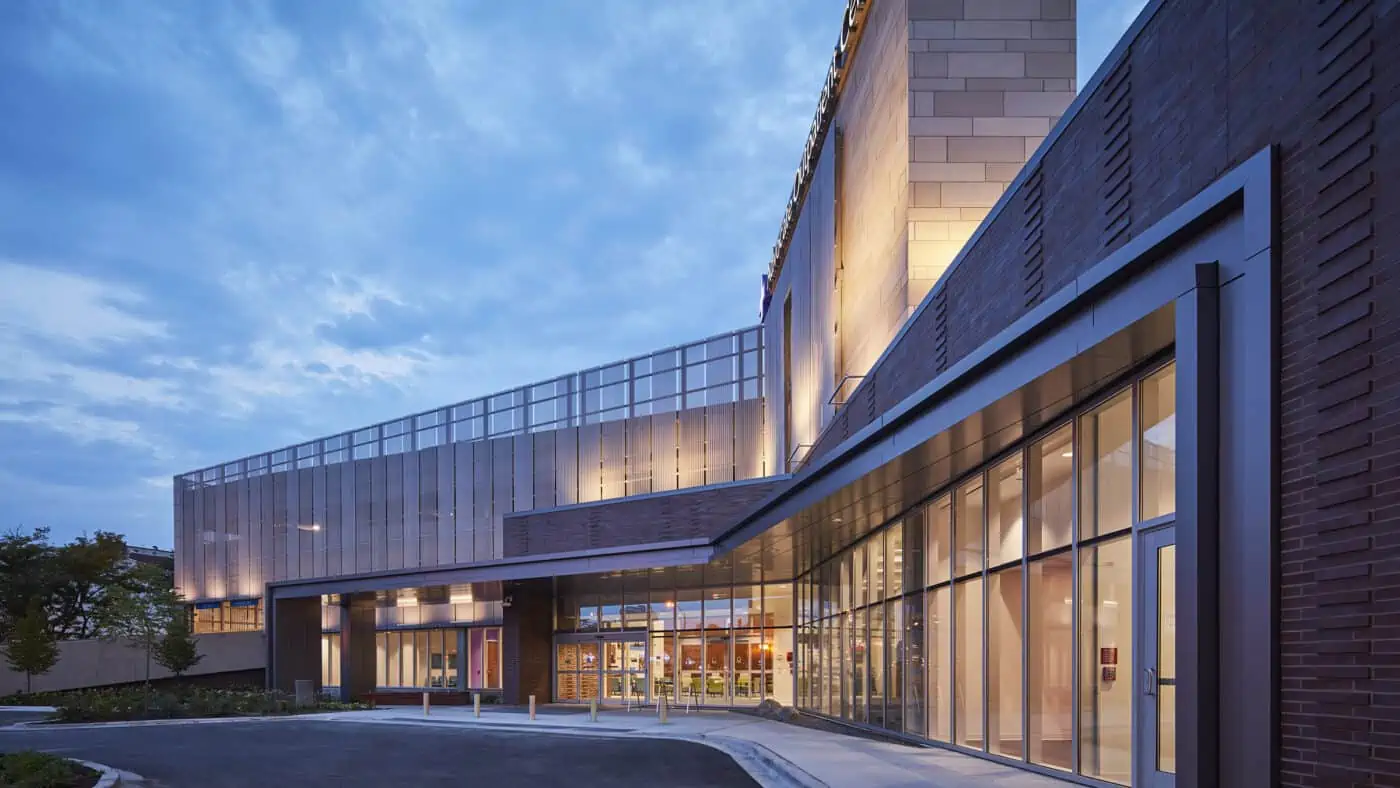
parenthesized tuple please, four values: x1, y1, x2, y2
(556, 634, 647, 706)
(1138, 527, 1177, 787)
(603, 640, 646, 704)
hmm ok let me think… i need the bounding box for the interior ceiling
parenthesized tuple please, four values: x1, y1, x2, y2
(734, 307, 1176, 579)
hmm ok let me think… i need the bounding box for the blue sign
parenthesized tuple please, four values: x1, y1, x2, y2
(229, 599, 260, 608)
(194, 601, 221, 610)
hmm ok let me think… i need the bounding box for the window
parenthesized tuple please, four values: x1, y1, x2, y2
(954, 578, 983, 749)
(988, 567, 1023, 759)
(1079, 391, 1133, 538)
(988, 455, 1023, 566)
(1140, 363, 1177, 520)
(1029, 426, 1074, 554)
(955, 476, 985, 577)
(782, 294, 794, 471)
(1079, 537, 1133, 785)
(927, 585, 952, 741)
(786, 359, 1176, 779)
(926, 495, 951, 586)
(1029, 553, 1074, 770)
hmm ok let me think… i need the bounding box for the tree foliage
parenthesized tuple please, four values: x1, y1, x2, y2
(2, 600, 59, 693)
(52, 531, 130, 640)
(154, 607, 203, 677)
(0, 527, 149, 642)
(0, 528, 55, 642)
(94, 563, 184, 684)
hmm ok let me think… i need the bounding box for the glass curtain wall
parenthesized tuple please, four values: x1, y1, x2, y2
(795, 361, 1175, 786)
(368, 626, 491, 690)
(555, 579, 794, 707)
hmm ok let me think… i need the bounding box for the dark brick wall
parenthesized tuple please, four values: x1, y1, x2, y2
(501, 578, 552, 705)
(502, 480, 784, 558)
(797, 1, 1400, 784)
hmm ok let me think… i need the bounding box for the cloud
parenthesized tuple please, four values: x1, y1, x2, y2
(0, 261, 167, 350)
(0, 0, 1142, 554)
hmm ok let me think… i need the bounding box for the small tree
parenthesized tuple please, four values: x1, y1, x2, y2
(94, 563, 182, 694)
(3, 600, 59, 694)
(154, 608, 203, 677)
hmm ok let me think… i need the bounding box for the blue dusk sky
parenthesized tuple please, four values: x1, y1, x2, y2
(0, 0, 1147, 550)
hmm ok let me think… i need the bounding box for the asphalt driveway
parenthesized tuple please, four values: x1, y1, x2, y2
(0, 719, 759, 787)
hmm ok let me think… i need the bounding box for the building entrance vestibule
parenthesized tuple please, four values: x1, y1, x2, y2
(556, 633, 648, 706)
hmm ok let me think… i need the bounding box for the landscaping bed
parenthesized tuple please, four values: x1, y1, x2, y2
(0, 751, 99, 788)
(0, 686, 367, 723)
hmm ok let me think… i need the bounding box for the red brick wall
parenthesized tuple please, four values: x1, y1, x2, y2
(502, 578, 552, 705)
(799, 1, 1400, 784)
(502, 480, 785, 558)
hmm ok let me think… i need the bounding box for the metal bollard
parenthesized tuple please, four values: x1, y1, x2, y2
(423, 691, 430, 717)
(474, 692, 481, 718)
(589, 698, 598, 722)
(658, 695, 669, 725)
(529, 694, 536, 720)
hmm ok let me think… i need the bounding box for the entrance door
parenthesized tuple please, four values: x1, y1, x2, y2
(603, 639, 647, 705)
(556, 635, 647, 706)
(1138, 527, 1177, 787)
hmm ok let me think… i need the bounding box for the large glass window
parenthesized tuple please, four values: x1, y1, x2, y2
(321, 633, 340, 687)
(886, 598, 904, 732)
(868, 602, 886, 728)
(1141, 363, 1177, 520)
(1079, 391, 1133, 539)
(791, 360, 1176, 784)
(927, 585, 952, 741)
(926, 495, 951, 586)
(887, 527, 904, 601)
(1029, 553, 1073, 771)
(1029, 426, 1074, 554)
(988, 456, 1023, 567)
(955, 478, 985, 577)
(704, 589, 732, 630)
(765, 583, 793, 627)
(988, 567, 1023, 760)
(954, 577, 983, 749)
(1080, 538, 1133, 785)
(904, 592, 925, 738)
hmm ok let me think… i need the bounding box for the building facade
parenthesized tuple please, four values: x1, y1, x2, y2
(174, 1, 1400, 786)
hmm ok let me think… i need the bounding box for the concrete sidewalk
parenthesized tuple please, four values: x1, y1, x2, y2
(319, 706, 1071, 788)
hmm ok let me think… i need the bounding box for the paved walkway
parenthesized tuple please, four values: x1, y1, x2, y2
(319, 706, 1072, 788)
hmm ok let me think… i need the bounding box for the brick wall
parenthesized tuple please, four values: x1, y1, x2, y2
(502, 578, 552, 705)
(502, 479, 785, 558)
(801, 0, 1400, 784)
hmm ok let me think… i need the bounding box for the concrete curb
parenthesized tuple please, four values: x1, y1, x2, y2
(322, 713, 826, 788)
(679, 735, 828, 788)
(11, 714, 325, 731)
(73, 758, 128, 788)
(0, 705, 58, 712)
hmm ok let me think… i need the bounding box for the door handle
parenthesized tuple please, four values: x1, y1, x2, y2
(1144, 667, 1157, 697)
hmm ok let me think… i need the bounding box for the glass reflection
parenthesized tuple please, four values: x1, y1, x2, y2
(1141, 363, 1177, 521)
(955, 478, 985, 577)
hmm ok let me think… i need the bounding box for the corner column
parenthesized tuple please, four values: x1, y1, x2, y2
(339, 593, 377, 702)
(502, 578, 553, 705)
(269, 594, 321, 694)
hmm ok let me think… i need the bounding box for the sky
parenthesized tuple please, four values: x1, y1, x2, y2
(0, 0, 1147, 550)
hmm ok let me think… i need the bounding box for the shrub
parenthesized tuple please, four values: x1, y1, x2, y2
(36, 686, 368, 723)
(0, 750, 98, 788)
